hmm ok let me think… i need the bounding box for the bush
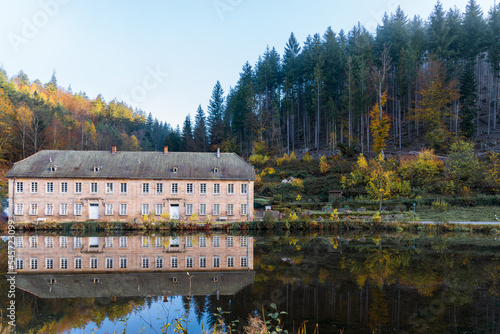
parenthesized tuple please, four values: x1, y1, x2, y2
(263, 212, 276, 229)
(303, 152, 313, 163)
(432, 199, 449, 212)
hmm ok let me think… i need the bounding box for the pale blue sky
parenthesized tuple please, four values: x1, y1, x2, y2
(0, 0, 496, 127)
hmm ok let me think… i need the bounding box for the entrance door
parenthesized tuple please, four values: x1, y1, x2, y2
(89, 204, 99, 220)
(89, 237, 99, 248)
(170, 205, 179, 219)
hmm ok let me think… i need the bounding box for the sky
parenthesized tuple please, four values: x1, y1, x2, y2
(0, 0, 497, 128)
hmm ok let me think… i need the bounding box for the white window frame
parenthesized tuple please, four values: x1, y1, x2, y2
(142, 236, 150, 247)
(60, 182, 68, 194)
(119, 237, 127, 248)
(15, 237, 23, 249)
(105, 203, 113, 215)
(141, 204, 149, 216)
(199, 236, 207, 247)
(227, 204, 234, 216)
(15, 203, 23, 215)
(214, 183, 220, 195)
(186, 236, 193, 247)
(142, 183, 149, 194)
(75, 258, 82, 269)
(91, 182, 98, 194)
(120, 257, 127, 269)
(119, 203, 127, 215)
(186, 256, 193, 268)
(106, 258, 113, 269)
(105, 237, 113, 248)
(171, 256, 178, 268)
(213, 236, 220, 247)
(45, 237, 53, 248)
(240, 203, 248, 216)
(46, 182, 54, 193)
(60, 258, 68, 269)
(156, 257, 163, 268)
(200, 183, 207, 194)
(90, 258, 98, 269)
(16, 258, 23, 270)
(29, 236, 38, 248)
(45, 203, 54, 216)
(227, 256, 234, 267)
(213, 203, 220, 215)
(74, 203, 82, 216)
(106, 182, 113, 194)
(46, 258, 54, 269)
(31, 182, 38, 193)
(213, 256, 220, 268)
(186, 183, 193, 194)
(241, 183, 248, 194)
(240, 236, 248, 247)
(120, 183, 127, 194)
(60, 203, 68, 215)
(240, 256, 248, 267)
(75, 182, 82, 193)
(227, 183, 234, 194)
(142, 257, 150, 268)
(227, 236, 234, 247)
(200, 203, 206, 216)
(171, 183, 178, 194)
(16, 182, 23, 193)
(60, 236, 67, 248)
(29, 203, 38, 215)
(156, 183, 163, 194)
(30, 258, 38, 270)
(199, 256, 206, 268)
(74, 237, 82, 248)
(186, 203, 193, 216)
(155, 203, 163, 216)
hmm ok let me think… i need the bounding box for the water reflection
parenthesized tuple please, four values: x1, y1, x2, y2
(14, 235, 254, 299)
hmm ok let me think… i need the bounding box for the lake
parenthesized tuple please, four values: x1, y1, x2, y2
(1, 231, 500, 333)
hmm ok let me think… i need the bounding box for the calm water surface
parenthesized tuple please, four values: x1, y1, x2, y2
(1, 231, 500, 333)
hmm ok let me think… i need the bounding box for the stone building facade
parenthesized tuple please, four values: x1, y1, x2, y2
(6, 148, 255, 223)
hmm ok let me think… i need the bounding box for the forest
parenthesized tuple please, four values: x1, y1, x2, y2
(1, 0, 500, 162)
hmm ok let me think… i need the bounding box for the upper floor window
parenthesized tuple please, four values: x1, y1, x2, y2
(46, 182, 54, 193)
(214, 184, 220, 195)
(171, 183, 178, 194)
(60, 182, 68, 193)
(186, 183, 193, 194)
(91, 182, 98, 194)
(75, 182, 82, 193)
(227, 184, 234, 194)
(200, 183, 207, 194)
(156, 183, 163, 194)
(120, 183, 127, 194)
(106, 182, 113, 193)
(16, 182, 23, 193)
(142, 183, 149, 194)
(31, 182, 38, 193)
(241, 184, 248, 194)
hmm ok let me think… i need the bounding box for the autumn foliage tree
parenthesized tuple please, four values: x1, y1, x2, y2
(369, 91, 390, 153)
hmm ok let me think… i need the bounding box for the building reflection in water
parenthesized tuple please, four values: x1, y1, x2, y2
(13, 235, 254, 299)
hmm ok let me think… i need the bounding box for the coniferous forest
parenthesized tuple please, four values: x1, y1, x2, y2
(1, 0, 500, 163)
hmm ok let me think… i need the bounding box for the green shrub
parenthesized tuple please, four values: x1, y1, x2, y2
(432, 199, 449, 212)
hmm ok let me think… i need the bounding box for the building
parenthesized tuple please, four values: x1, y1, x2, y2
(13, 235, 255, 298)
(6, 147, 255, 223)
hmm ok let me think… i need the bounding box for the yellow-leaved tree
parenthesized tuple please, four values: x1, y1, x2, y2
(369, 91, 390, 154)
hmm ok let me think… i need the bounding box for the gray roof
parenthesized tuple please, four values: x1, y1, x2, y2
(6, 150, 255, 180)
(15, 271, 255, 298)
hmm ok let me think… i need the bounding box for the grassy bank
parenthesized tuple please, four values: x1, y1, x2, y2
(416, 205, 500, 222)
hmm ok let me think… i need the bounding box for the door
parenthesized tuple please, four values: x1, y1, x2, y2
(170, 205, 179, 219)
(89, 204, 99, 220)
(89, 237, 99, 248)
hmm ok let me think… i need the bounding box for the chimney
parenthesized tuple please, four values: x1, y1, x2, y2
(111, 145, 117, 154)
(164, 146, 168, 155)
(217, 148, 220, 158)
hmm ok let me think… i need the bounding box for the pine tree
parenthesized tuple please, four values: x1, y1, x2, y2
(181, 114, 194, 151)
(193, 105, 208, 152)
(460, 62, 477, 137)
(207, 81, 225, 149)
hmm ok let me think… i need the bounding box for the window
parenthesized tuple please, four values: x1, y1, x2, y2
(228, 184, 234, 194)
(105, 237, 113, 248)
(74, 203, 82, 216)
(200, 204, 207, 215)
(75, 182, 82, 193)
(16, 258, 23, 270)
(30, 236, 38, 248)
(93, 166, 101, 172)
(141, 204, 149, 215)
(15, 203, 23, 215)
(60, 203, 68, 215)
(75, 258, 82, 269)
(45, 237, 53, 248)
(120, 257, 127, 269)
(227, 256, 234, 267)
(200, 183, 207, 194)
(142, 257, 150, 269)
(171, 183, 178, 194)
(45, 203, 54, 215)
(46, 182, 54, 193)
(155, 203, 163, 216)
(119, 237, 127, 248)
(227, 204, 234, 216)
(186, 257, 193, 268)
(199, 256, 206, 268)
(186, 203, 193, 216)
(170, 236, 180, 247)
(31, 182, 38, 193)
(240, 204, 248, 216)
(171, 257, 178, 268)
(240, 256, 248, 267)
(29, 203, 38, 215)
(214, 167, 219, 173)
(213, 256, 220, 268)
(15, 237, 23, 249)
(227, 236, 234, 247)
(214, 184, 220, 194)
(173, 166, 178, 173)
(213, 204, 220, 215)
(60, 258, 68, 269)
(213, 236, 220, 247)
(240, 236, 248, 247)
(74, 237, 82, 248)
(90, 258, 97, 269)
(61, 182, 68, 193)
(156, 257, 163, 268)
(30, 258, 38, 270)
(46, 258, 54, 269)
(60, 236, 67, 248)
(156, 183, 163, 194)
(105, 204, 113, 215)
(142, 183, 149, 194)
(50, 165, 57, 172)
(186, 183, 193, 194)
(120, 183, 127, 194)
(91, 182, 97, 194)
(142, 236, 150, 247)
(106, 258, 113, 269)
(155, 237, 163, 248)
(16, 182, 23, 193)
(106, 182, 113, 193)
(199, 236, 207, 247)
(241, 184, 248, 194)
(119, 204, 127, 215)
(186, 236, 193, 248)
